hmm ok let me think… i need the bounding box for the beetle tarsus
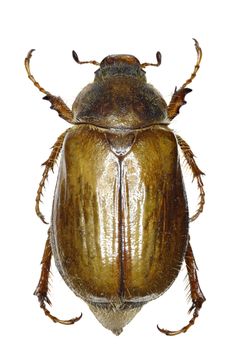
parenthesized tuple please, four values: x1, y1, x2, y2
(176, 134, 205, 222)
(39, 299, 82, 325)
(157, 243, 205, 336)
(35, 130, 69, 224)
(35, 203, 48, 224)
(157, 302, 201, 336)
(35, 232, 82, 325)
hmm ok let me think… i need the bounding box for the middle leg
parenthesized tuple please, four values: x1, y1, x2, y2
(35, 129, 70, 224)
(176, 134, 205, 222)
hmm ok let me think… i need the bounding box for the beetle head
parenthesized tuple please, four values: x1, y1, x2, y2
(96, 54, 144, 80)
(100, 55, 141, 68)
(72, 51, 161, 80)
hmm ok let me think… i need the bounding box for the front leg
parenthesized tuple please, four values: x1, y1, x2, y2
(25, 49, 74, 124)
(168, 39, 202, 120)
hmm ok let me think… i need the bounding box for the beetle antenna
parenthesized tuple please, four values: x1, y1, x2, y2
(181, 39, 202, 89)
(141, 51, 162, 68)
(24, 49, 49, 95)
(72, 50, 100, 66)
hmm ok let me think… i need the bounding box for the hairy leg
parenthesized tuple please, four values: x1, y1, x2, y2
(176, 134, 205, 222)
(167, 39, 202, 120)
(36, 129, 69, 224)
(157, 243, 206, 335)
(34, 229, 82, 325)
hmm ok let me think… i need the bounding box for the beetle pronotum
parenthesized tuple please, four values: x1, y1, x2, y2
(25, 39, 205, 335)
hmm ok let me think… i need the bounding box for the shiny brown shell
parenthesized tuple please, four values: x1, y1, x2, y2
(51, 123, 188, 333)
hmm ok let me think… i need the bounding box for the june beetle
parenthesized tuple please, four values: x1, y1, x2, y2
(25, 39, 205, 336)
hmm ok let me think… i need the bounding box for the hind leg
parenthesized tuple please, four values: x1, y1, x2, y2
(157, 243, 206, 336)
(34, 228, 82, 325)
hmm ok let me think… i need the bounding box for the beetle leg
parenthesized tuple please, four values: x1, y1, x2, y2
(25, 49, 74, 123)
(167, 39, 202, 120)
(34, 229, 82, 325)
(42, 94, 74, 123)
(167, 87, 192, 121)
(157, 243, 206, 336)
(36, 129, 69, 224)
(176, 134, 205, 222)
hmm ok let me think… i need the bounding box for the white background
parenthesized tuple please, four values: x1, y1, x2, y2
(1, 0, 241, 349)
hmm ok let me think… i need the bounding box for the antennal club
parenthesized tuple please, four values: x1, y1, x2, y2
(141, 51, 162, 68)
(72, 50, 100, 66)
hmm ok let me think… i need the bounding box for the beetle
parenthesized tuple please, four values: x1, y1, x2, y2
(25, 39, 205, 336)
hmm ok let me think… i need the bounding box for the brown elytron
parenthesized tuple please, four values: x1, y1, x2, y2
(25, 39, 205, 335)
